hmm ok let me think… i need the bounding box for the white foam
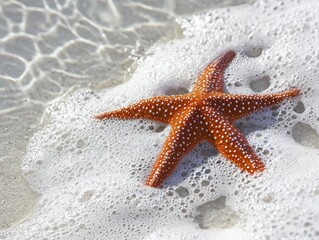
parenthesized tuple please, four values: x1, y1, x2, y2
(4, 0, 319, 239)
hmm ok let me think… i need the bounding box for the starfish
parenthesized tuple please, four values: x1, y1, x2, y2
(95, 50, 300, 188)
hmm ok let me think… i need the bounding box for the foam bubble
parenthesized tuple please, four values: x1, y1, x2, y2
(3, 0, 319, 239)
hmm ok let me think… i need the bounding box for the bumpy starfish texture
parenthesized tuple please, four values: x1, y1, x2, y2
(95, 50, 300, 188)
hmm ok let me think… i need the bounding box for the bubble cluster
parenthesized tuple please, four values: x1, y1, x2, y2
(3, 0, 319, 239)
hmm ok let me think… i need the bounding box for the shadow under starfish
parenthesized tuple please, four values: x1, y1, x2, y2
(95, 50, 300, 188)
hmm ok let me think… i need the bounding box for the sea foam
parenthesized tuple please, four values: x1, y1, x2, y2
(4, 0, 319, 239)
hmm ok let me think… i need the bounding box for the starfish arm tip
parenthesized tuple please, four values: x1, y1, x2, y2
(144, 180, 160, 188)
(94, 113, 107, 120)
(291, 88, 301, 96)
(227, 49, 236, 57)
(246, 161, 265, 175)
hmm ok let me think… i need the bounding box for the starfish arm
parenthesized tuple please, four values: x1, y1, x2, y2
(145, 107, 206, 187)
(192, 50, 236, 94)
(203, 107, 265, 174)
(95, 95, 190, 124)
(211, 88, 300, 121)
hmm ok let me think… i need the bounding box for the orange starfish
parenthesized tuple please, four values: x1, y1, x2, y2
(95, 50, 300, 188)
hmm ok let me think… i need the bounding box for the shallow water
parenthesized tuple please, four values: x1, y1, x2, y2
(0, 0, 251, 232)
